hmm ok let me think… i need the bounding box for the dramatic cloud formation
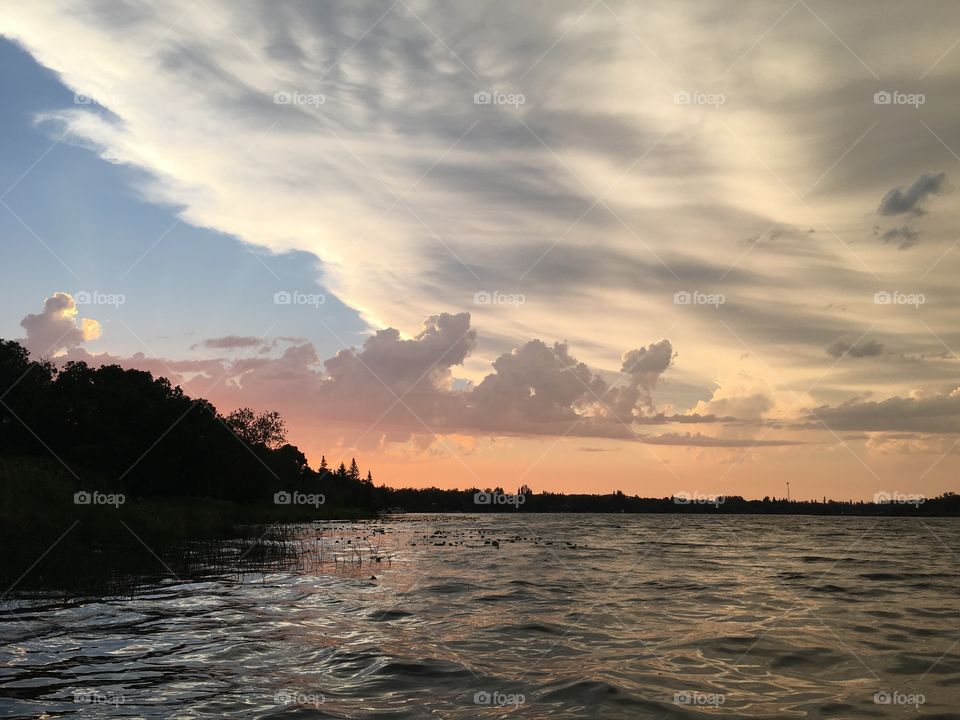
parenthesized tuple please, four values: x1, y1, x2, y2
(27, 296, 766, 445)
(6, 2, 960, 495)
(877, 172, 948, 217)
(19, 292, 101, 357)
(6, 0, 960, 407)
(608, 340, 675, 416)
(324, 313, 476, 400)
(314, 322, 679, 440)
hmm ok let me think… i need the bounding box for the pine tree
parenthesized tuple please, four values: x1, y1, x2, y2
(337, 462, 348, 480)
(320, 455, 328, 471)
(365, 470, 374, 485)
(349, 457, 360, 481)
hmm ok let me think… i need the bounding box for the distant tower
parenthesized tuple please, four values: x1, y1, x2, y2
(787, 482, 791, 501)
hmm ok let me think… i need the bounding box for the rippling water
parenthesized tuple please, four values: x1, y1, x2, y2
(2, 514, 959, 718)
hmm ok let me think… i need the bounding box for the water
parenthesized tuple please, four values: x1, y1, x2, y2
(1, 514, 958, 718)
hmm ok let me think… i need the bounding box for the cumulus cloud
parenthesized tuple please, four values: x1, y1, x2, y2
(323, 312, 476, 403)
(607, 340, 675, 416)
(877, 172, 948, 216)
(825, 338, 884, 358)
(37, 310, 778, 446)
(470, 340, 605, 428)
(691, 391, 773, 420)
(19, 292, 101, 357)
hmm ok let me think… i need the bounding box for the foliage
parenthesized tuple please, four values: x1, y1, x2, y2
(0, 339, 377, 512)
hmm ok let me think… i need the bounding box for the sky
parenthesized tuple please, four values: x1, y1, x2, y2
(2, 0, 960, 501)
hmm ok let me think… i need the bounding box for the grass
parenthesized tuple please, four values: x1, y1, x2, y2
(0, 455, 374, 595)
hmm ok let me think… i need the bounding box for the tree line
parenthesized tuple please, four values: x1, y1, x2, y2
(374, 486, 960, 515)
(0, 339, 375, 510)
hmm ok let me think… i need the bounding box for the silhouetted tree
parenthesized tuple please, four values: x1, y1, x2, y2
(224, 407, 286, 448)
(0, 339, 378, 511)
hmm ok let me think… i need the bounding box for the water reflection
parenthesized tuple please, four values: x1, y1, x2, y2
(1, 515, 958, 718)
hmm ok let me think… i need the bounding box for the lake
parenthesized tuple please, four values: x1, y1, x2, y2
(1, 514, 958, 718)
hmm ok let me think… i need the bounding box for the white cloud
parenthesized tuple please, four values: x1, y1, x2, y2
(5, 0, 960, 409)
(19, 292, 101, 357)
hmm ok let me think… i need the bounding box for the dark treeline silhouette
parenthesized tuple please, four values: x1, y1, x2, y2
(374, 486, 960, 515)
(0, 339, 375, 514)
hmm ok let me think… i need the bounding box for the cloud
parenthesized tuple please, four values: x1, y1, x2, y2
(469, 338, 620, 435)
(9, 0, 959, 390)
(825, 338, 884, 358)
(7, 0, 960, 452)
(879, 225, 920, 249)
(323, 312, 477, 400)
(193, 335, 267, 351)
(608, 340, 675, 415)
(805, 388, 960, 433)
(877, 172, 947, 216)
(19, 292, 101, 357)
(40, 309, 776, 446)
(865, 432, 960, 456)
(637, 432, 804, 448)
(692, 391, 773, 420)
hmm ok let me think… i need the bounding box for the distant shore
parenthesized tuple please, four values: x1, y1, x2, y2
(376, 488, 960, 517)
